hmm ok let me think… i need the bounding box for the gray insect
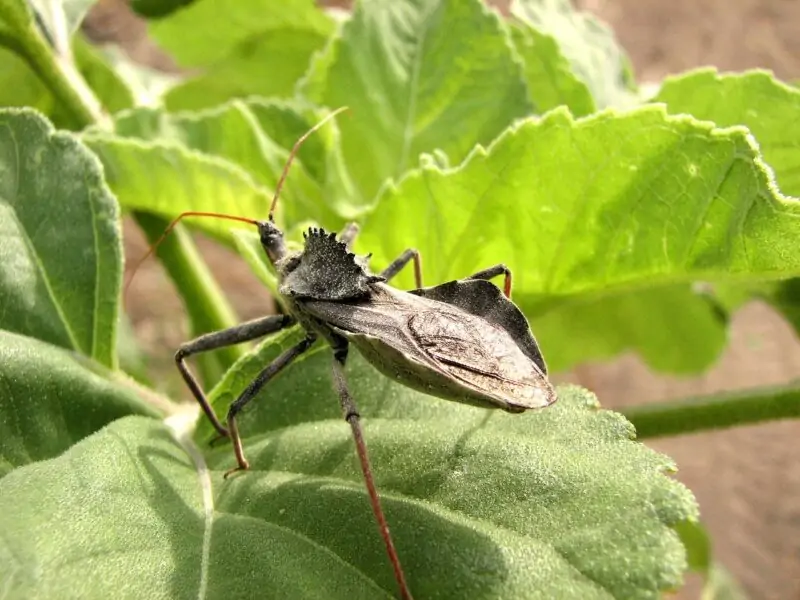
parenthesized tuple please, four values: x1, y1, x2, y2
(144, 109, 557, 600)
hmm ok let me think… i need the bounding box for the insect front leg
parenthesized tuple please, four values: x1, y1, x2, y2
(329, 336, 412, 599)
(338, 222, 360, 247)
(381, 249, 423, 288)
(224, 335, 317, 478)
(466, 264, 513, 298)
(175, 315, 296, 438)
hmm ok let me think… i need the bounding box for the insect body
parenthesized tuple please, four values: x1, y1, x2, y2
(144, 109, 556, 600)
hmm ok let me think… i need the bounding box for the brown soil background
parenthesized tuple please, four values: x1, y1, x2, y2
(87, 1, 800, 597)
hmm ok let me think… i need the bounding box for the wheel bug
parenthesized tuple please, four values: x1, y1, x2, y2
(130, 107, 557, 600)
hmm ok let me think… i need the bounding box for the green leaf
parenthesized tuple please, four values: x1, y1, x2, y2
(509, 21, 595, 117)
(654, 69, 800, 340)
(358, 106, 799, 372)
(0, 108, 122, 367)
(0, 416, 388, 599)
(148, 0, 333, 110)
(164, 30, 332, 111)
(0, 0, 33, 40)
(674, 520, 711, 575)
(760, 278, 800, 336)
(104, 100, 361, 230)
(654, 68, 800, 197)
(0, 45, 53, 112)
(81, 132, 271, 243)
(511, 0, 636, 109)
(531, 285, 727, 373)
(302, 0, 533, 201)
(0, 382, 697, 598)
(0, 330, 158, 478)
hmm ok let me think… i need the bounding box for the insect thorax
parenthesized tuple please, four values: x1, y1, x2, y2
(277, 227, 383, 301)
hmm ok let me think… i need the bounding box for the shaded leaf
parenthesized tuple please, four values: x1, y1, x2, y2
(301, 0, 533, 201)
(530, 285, 727, 373)
(0, 108, 121, 367)
(0, 330, 158, 478)
(0, 416, 387, 599)
(0, 383, 697, 598)
(511, 0, 636, 109)
(203, 336, 700, 597)
(130, 0, 194, 19)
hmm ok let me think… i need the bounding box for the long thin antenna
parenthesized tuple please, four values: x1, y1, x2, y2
(124, 211, 260, 299)
(268, 106, 350, 221)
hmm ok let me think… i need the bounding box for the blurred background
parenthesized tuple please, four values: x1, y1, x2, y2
(84, 1, 800, 597)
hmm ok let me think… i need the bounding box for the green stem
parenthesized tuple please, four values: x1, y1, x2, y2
(622, 382, 800, 439)
(134, 212, 245, 385)
(0, 0, 105, 129)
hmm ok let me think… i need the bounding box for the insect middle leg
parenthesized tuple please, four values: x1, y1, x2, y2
(381, 249, 423, 288)
(466, 264, 512, 298)
(329, 336, 412, 600)
(224, 334, 317, 477)
(175, 314, 295, 438)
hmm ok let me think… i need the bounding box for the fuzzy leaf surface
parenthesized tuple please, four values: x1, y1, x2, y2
(0, 109, 121, 367)
(0, 370, 696, 598)
(0, 330, 157, 478)
(302, 0, 533, 201)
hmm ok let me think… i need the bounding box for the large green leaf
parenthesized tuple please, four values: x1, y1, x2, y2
(654, 68, 800, 340)
(104, 101, 351, 230)
(356, 106, 799, 373)
(148, 0, 333, 110)
(301, 0, 533, 202)
(0, 330, 158, 478)
(510, 0, 636, 109)
(0, 108, 122, 367)
(654, 68, 800, 197)
(509, 21, 595, 117)
(0, 379, 697, 598)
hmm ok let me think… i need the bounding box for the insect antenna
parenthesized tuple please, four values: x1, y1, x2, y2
(268, 106, 349, 221)
(123, 211, 260, 299)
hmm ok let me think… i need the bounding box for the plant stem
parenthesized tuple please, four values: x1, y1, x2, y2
(0, 0, 105, 129)
(133, 212, 245, 385)
(622, 382, 800, 439)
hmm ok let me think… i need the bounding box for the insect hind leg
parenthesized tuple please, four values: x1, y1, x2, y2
(329, 335, 412, 599)
(466, 264, 512, 298)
